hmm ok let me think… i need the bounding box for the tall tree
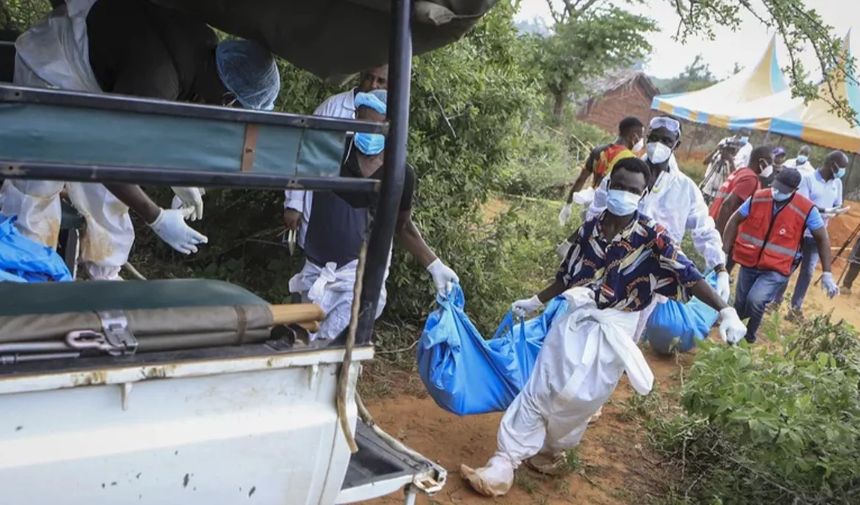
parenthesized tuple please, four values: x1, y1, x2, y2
(655, 54, 718, 94)
(537, 3, 656, 121)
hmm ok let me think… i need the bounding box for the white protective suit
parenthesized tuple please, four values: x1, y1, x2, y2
(1, 0, 131, 280)
(586, 154, 726, 339)
(462, 287, 653, 493)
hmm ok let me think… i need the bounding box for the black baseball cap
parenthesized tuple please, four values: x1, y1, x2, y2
(773, 167, 802, 194)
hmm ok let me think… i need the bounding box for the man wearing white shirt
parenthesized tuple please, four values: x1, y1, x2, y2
(283, 64, 388, 232)
(783, 145, 816, 174)
(311, 64, 388, 119)
(587, 116, 730, 339)
(785, 151, 850, 320)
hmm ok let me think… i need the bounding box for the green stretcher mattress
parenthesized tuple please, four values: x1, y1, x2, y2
(0, 279, 266, 317)
(0, 280, 277, 355)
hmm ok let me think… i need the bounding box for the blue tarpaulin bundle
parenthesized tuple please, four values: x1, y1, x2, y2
(417, 285, 568, 416)
(644, 271, 719, 354)
(0, 216, 72, 282)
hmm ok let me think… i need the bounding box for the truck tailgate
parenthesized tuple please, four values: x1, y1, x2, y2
(337, 419, 446, 504)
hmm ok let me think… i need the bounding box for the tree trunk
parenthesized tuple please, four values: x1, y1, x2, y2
(551, 90, 566, 124)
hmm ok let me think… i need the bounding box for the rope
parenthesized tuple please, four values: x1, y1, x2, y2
(336, 241, 367, 453)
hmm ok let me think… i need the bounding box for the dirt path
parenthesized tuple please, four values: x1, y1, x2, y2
(360, 349, 691, 505)
(359, 254, 860, 505)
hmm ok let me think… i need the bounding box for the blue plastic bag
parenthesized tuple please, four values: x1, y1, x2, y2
(0, 216, 72, 282)
(487, 296, 568, 388)
(417, 285, 568, 415)
(645, 271, 719, 354)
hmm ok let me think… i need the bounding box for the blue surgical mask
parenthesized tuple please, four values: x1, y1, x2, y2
(836, 167, 847, 179)
(772, 188, 793, 202)
(606, 189, 641, 216)
(739, 136, 749, 145)
(796, 155, 808, 164)
(354, 133, 385, 156)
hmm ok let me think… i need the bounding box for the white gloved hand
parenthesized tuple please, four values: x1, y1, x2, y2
(558, 203, 573, 225)
(427, 258, 459, 296)
(716, 270, 731, 302)
(718, 307, 746, 345)
(822, 272, 840, 298)
(171, 186, 205, 221)
(148, 208, 208, 255)
(512, 295, 544, 318)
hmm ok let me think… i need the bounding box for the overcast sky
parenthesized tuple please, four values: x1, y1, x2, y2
(515, 0, 856, 80)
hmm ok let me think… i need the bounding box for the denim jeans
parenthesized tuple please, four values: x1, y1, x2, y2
(844, 238, 860, 289)
(789, 237, 820, 310)
(734, 267, 790, 342)
(771, 237, 816, 307)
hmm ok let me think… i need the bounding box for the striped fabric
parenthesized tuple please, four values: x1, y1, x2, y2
(557, 212, 704, 312)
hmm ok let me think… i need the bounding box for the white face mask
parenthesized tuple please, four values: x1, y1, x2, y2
(632, 138, 645, 152)
(760, 163, 774, 178)
(606, 189, 642, 216)
(646, 142, 672, 164)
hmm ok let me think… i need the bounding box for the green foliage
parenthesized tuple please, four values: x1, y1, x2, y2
(534, 5, 656, 120)
(503, 116, 611, 199)
(650, 318, 860, 504)
(652, 55, 718, 94)
(0, 0, 49, 32)
(786, 315, 860, 375)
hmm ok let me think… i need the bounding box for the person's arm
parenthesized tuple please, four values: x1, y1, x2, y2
(567, 166, 593, 202)
(686, 181, 727, 270)
(537, 279, 567, 303)
(395, 209, 436, 267)
(722, 208, 747, 258)
(716, 194, 743, 235)
(103, 183, 161, 224)
(811, 221, 833, 273)
(690, 279, 729, 311)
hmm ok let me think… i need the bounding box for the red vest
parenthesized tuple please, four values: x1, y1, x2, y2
(732, 189, 815, 275)
(708, 167, 759, 219)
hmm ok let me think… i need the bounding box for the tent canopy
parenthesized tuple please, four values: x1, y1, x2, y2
(652, 32, 860, 154)
(154, 0, 497, 79)
(766, 31, 860, 153)
(651, 36, 790, 129)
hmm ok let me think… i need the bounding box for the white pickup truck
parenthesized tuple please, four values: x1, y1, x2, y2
(0, 0, 495, 501)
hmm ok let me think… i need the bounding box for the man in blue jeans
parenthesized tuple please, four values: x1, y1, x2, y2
(784, 151, 851, 320)
(723, 168, 839, 343)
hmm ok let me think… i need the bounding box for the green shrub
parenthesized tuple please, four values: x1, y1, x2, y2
(651, 318, 860, 504)
(502, 117, 612, 200)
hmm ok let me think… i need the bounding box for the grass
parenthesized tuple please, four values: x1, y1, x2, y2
(515, 472, 539, 495)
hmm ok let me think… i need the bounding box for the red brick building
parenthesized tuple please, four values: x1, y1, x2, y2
(577, 71, 660, 134)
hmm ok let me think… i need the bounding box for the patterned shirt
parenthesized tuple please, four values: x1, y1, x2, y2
(557, 212, 704, 312)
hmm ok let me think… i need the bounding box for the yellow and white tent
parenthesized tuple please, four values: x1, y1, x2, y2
(651, 36, 791, 130)
(652, 32, 860, 154)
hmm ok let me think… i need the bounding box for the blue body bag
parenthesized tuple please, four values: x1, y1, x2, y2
(417, 285, 567, 416)
(0, 216, 72, 283)
(644, 272, 719, 354)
